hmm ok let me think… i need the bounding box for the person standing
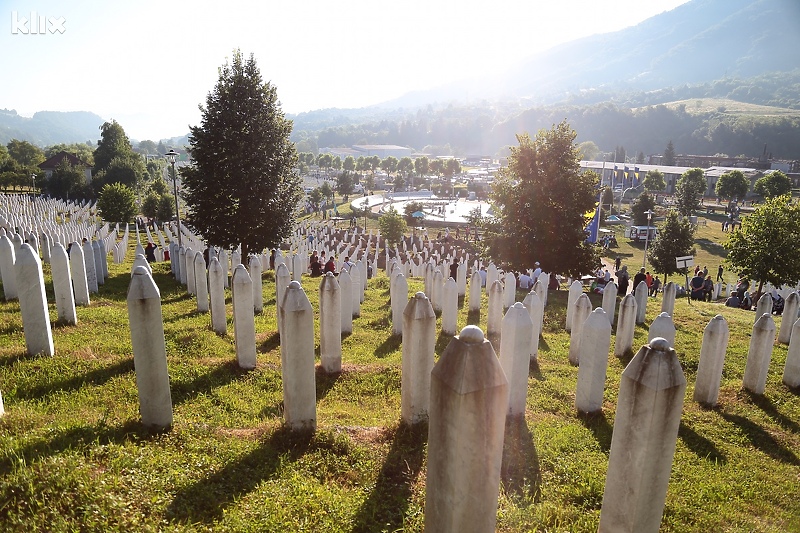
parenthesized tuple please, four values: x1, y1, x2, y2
(616, 265, 630, 295)
(633, 267, 647, 291)
(717, 264, 724, 282)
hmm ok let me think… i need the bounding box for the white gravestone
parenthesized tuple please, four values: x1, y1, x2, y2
(16, 244, 55, 357)
(280, 280, 317, 431)
(693, 315, 729, 406)
(231, 265, 257, 370)
(319, 273, 342, 373)
(401, 292, 436, 425)
(499, 302, 533, 416)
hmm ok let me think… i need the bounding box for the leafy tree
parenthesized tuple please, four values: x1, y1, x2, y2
(631, 192, 657, 225)
(414, 156, 429, 180)
(393, 174, 406, 191)
(643, 169, 666, 192)
(97, 182, 136, 223)
(663, 140, 676, 166)
(150, 176, 168, 195)
(378, 207, 406, 248)
(181, 50, 300, 257)
(319, 182, 333, 203)
(753, 170, 792, 199)
(380, 156, 398, 179)
(94, 120, 134, 173)
(403, 201, 425, 223)
(336, 171, 353, 200)
(136, 140, 158, 155)
(157, 194, 175, 221)
(444, 158, 461, 178)
(332, 156, 342, 172)
(6, 139, 45, 167)
(429, 158, 444, 178)
(308, 188, 323, 211)
(636, 151, 645, 164)
(343, 156, 355, 174)
(146, 159, 165, 181)
(715, 169, 749, 201)
(577, 141, 600, 160)
(647, 210, 696, 280)
(674, 168, 707, 217)
(483, 121, 599, 277)
(44, 159, 86, 200)
(614, 146, 626, 163)
(725, 195, 800, 298)
(45, 143, 95, 166)
(141, 192, 161, 219)
(94, 155, 146, 191)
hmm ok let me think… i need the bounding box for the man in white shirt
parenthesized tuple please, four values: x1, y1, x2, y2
(531, 262, 542, 281)
(518, 271, 532, 290)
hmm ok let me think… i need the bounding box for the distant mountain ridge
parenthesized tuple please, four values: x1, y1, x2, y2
(380, 0, 800, 109)
(0, 109, 103, 147)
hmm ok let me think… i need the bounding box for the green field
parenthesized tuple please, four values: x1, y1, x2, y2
(0, 234, 799, 532)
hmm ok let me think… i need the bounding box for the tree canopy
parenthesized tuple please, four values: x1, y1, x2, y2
(97, 182, 136, 224)
(753, 170, 792, 199)
(725, 195, 800, 297)
(378, 207, 406, 248)
(94, 120, 134, 173)
(663, 140, 676, 166)
(631, 192, 657, 225)
(647, 210, 696, 280)
(483, 121, 599, 276)
(715, 170, 749, 201)
(181, 50, 301, 256)
(674, 168, 707, 217)
(642, 169, 666, 192)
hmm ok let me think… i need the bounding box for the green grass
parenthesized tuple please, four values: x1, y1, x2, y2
(1, 237, 799, 532)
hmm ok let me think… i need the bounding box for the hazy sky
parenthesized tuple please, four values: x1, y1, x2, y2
(2, 0, 690, 141)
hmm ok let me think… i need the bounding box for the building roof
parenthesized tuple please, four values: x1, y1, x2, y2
(38, 151, 92, 170)
(352, 144, 410, 151)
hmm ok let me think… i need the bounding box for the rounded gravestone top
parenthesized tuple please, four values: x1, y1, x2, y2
(713, 314, 725, 320)
(459, 325, 485, 344)
(415, 291, 426, 299)
(659, 311, 671, 318)
(512, 302, 525, 309)
(136, 253, 146, 259)
(325, 271, 334, 277)
(649, 337, 670, 351)
(132, 265, 150, 276)
(288, 280, 302, 289)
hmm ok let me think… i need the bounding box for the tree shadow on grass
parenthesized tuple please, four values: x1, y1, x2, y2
(529, 358, 545, 381)
(678, 418, 727, 464)
(315, 365, 341, 402)
(166, 426, 314, 525)
(501, 415, 542, 500)
(741, 389, 800, 434)
(0, 419, 152, 476)
(435, 331, 452, 355)
(257, 331, 281, 354)
(171, 361, 251, 406)
(374, 334, 402, 359)
(467, 309, 480, 326)
(578, 410, 613, 454)
(350, 422, 427, 533)
(719, 411, 800, 465)
(13, 358, 135, 400)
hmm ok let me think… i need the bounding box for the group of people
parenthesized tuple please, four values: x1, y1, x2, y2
(308, 251, 339, 277)
(614, 265, 661, 297)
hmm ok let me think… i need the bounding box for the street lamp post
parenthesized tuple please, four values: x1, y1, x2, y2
(165, 149, 182, 248)
(642, 209, 655, 269)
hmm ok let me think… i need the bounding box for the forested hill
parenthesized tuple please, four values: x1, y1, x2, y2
(290, 71, 800, 160)
(0, 109, 103, 146)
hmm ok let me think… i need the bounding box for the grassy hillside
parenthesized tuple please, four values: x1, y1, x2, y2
(657, 98, 800, 117)
(0, 236, 798, 532)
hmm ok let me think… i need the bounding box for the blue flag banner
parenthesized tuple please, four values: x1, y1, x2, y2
(585, 191, 602, 244)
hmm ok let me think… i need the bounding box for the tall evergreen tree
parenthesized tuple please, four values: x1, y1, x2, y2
(181, 50, 301, 256)
(663, 140, 676, 166)
(94, 121, 134, 173)
(483, 121, 599, 277)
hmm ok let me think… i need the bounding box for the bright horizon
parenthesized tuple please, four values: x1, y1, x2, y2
(1, 0, 690, 141)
